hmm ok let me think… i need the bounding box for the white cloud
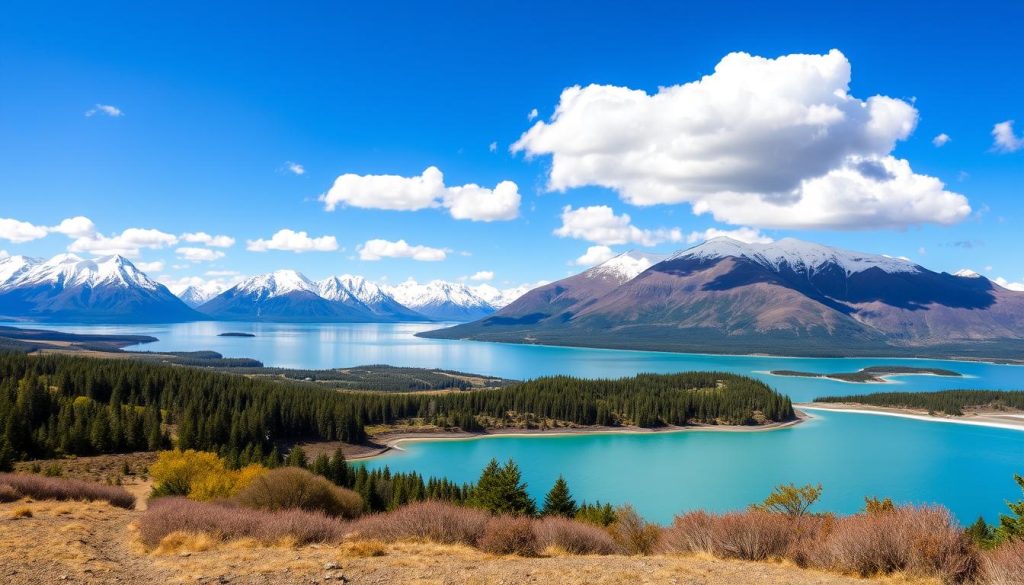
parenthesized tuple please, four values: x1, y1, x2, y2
(468, 270, 494, 281)
(134, 260, 165, 272)
(513, 49, 970, 230)
(50, 216, 97, 238)
(358, 239, 447, 261)
(246, 229, 338, 253)
(554, 205, 682, 246)
(285, 161, 305, 175)
(0, 250, 9, 260)
(176, 247, 225, 262)
(85, 104, 123, 117)
(181, 232, 235, 248)
(994, 277, 1024, 292)
(443, 181, 520, 222)
(932, 133, 951, 147)
(68, 228, 177, 257)
(574, 245, 617, 266)
(321, 166, 520, 222)
(686, 226, 774, 244)
(993, 120, 1024, 153)
(0, 218, 49, 243)
(489, 141, 498, 153)
(528, 108, 539, 121)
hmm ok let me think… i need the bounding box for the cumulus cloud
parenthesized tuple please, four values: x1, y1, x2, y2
(181, 232, 235, 248)
(285, 161, 305, 175)
(246, 229, 338, 253)
(528, 108, 539, 121)
(0, 250, 9, 260)
(513, 49, 970, 230)
(0, 218, 50, 243)
(686, 227, 774, 244)
(85, 104, 123, 117)
(467, 270, 494, 281)
(321, 166, 520, 222)
(994, 277, 1024, 292)
(50, 216, 97, 238)
(134, 260, 165, 272)
(489, 141, 498, 153)
(932, 133, 951, 147)
(176, 247, 225, 262)
(993, 120, 1024, 153)
(554, 205, 682, 246)
(573, 245, 617, 266)
(68, 228, 178, 257)
(358, 239, 448, 261)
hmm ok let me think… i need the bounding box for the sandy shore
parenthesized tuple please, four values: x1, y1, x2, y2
(797, 402, 1024, 431)
(350, 415, 807, 460)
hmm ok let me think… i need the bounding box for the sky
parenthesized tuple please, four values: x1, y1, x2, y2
(1, 0, 1022, 295)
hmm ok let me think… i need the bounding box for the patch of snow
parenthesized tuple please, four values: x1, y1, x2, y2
(672, 237, 922, 275)
(585, 251, 663, 283)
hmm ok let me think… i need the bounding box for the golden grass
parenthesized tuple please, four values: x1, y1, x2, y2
(340, 539, 388, 557)
(153, 531, 219, 555)
(11, 506, 33, 518)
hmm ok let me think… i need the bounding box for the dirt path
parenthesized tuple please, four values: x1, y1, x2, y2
(0, 500, 936, 585)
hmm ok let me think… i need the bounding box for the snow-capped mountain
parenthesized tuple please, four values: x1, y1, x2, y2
(585, 250, 664, 283)
(318, 275, 425, 320)
(0, 254, 199, 323)
(386, 279, 496, 321)
(423, 237, 1024, 357)
(175, 284, 223, 308)
(0, 255, 40, 289)
(197, 270, 368, 322)
(673, 237, 920, 276)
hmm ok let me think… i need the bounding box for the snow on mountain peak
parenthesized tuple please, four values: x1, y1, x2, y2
(0, 255, 41, 289)
(673, 237, 922, 275)
(319, 274, 392, 305)
(8, 254, 160, 291)
(953, 269, 982, 279)
(387, 279, 492, 310)
(235, 269, 316, 297)
(585, 250, 664, 283)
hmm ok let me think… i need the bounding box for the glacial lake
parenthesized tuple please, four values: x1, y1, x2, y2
(18, 320, 1024, 524)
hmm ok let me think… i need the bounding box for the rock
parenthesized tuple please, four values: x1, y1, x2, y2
(179, 552, 191, 558)
(324, 562, 339, 570)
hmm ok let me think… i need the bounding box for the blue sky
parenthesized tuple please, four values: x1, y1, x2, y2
(2, 0, 1022, 293)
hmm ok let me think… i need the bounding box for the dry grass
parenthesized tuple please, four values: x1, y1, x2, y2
(349, 500, 491, 545)
(982, 539, 1024, 585)
(152, 530, 220, 555)
(0, 472, 136, 509)
(658, 506, 980, 584)
(138, 497, 349, 548)
(234, 467, 362, 518)
(533, 516, 620, 555)
(478, 515, 539, 556)
(11, 505, 33, 518)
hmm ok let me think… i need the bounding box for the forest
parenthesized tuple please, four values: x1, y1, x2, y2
(0, 352, 794, 465)
(814, 389, 1024, 416)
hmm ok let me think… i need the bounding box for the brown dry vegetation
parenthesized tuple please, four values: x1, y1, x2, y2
(0, 498, 943, 585)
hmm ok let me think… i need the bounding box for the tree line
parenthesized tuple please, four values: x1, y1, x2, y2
(0, 352, 793, 466)
(814, 389, 1024, 416)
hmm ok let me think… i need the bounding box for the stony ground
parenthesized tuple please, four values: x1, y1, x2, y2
(0, 499, 940, 585)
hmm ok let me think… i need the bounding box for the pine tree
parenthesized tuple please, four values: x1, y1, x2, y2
(997, 473, 1024, 541)
(470, 458, 536, 516)
(965, 516, 994, 548)
(285, 445, 308, 468)
(541, 475, 578, 517)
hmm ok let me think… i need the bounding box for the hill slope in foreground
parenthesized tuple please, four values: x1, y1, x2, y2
(0, 498, 924, 585)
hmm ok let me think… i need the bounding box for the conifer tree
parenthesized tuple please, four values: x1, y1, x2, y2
(470, 458, 536, 516)
(541, 475, 578, 517)
(997, 473, 1024, 541)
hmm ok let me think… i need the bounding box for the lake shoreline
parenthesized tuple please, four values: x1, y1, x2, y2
(349, 413, 809, 461)
(797, 402, 1024, 431)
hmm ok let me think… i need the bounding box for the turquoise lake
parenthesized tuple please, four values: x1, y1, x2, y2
(21, 320, 1024, 524)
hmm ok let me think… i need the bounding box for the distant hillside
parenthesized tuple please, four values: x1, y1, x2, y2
(421, 238, 1024, 359)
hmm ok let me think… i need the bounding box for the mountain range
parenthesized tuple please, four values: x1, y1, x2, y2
(421, 238, 1024, 358)
(0, 255, 512, 324)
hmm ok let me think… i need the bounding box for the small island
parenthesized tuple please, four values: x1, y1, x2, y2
(803, 389, 1024, 430)
(219, 331, 256, 337)
(770, 365, 962, 383)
